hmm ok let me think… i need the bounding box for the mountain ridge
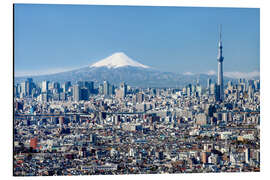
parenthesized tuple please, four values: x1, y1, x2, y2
(14, 52, 258, 87)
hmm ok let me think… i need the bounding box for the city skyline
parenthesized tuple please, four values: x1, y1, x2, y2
(14, 67, 260, 176)
(13, 4, 260, 175)
(14, 4, 259, 78)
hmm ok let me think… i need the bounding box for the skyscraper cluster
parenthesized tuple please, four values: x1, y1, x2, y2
(13, 25, 260, 176)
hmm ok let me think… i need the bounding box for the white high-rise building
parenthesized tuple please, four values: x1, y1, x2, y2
(42, 80, 48, 93)
(103, 81, 109, 96)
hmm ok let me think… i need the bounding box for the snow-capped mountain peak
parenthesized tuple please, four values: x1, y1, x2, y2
(90, 52, 150, 69)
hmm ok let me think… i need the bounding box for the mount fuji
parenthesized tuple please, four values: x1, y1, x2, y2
(90, 52, 150, 69)
(15, 52, 220, 87)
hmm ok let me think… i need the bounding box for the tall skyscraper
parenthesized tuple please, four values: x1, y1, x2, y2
(84, 81, 94, 94)
(73, 84, 81, 102)
(103, 81, 109, 96)
(109, 84, 115, 95)
(186, 84, 192, 96)
(217, 25, 224, 102)
(26, 78, 34, 96)
(120, 82, 127, 99)
(99, 84, 104, 95)
(62, 81, 71, 92)
(207, 78, 212, 89)
(20, 81, 26, 97)
(42, 80, 49, 93)
(210, 83, 216, 95)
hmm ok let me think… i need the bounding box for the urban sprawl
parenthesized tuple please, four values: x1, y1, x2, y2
(14, 78, 260, 176)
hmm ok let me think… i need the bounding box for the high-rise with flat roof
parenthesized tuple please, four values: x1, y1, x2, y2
(120, 82, 127, 98)
(73, 84, 81, 102)
(103, 81, 109, 96)
(42, 80, 49, 93)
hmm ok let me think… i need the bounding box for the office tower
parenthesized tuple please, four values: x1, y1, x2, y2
(182, 87, 187, 95)
(80, 87, 89, 100)
(26, 78, 34, 96)
(73, 84, 81, 102)
(237, 84, 244, 92)
(48, 82, 54, 90)
(206, 104, 216, 117)
(254, 80, 260, 91)
(210, 83, 216, 95)
(103, 81, 109, 96)
(14, 84, 19, 97)
(196, 85, 202, 97)
(72, 83, 89, 101)
(42, 80, 49, 93)
(109, 84, 115, 95)
(217, 25, 224, 101)
(191, 84, 195, 94)
(227, 81, 233, 90)
(196, 78, 200, 86)
(187, 87, 191, 96)
(248, 85, 253, 99)
(53, 82, 60, 91)
(76, 81, 84, 87)
(120, 82, 127, 98)
(99, 84, 104, 95)
(187, 84, 192, 96)
(207, 78, 212, 89)
(248, 80, 255, 93)
(214, 83, 220, 101)
(20, 82, 26, 97)
(62, 81, 71, 92)
(84, 81, 94, 94)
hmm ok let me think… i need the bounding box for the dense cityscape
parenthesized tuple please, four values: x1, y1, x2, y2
(13, 76, 260, 175)
(13, 22, 260, 176)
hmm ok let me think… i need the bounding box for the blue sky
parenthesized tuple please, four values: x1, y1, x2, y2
(14, 4, 259, 77)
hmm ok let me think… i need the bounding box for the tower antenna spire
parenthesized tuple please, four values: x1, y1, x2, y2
(219, 24, 222, 41)
(217, 24, 224, 102)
